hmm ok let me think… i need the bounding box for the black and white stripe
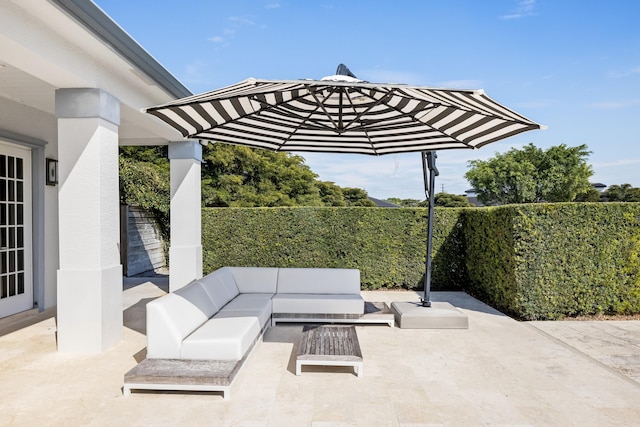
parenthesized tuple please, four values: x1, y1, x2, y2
(145, 78, 543, 155)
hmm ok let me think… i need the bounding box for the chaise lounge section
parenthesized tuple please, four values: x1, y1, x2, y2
(146, 267, 278, 361)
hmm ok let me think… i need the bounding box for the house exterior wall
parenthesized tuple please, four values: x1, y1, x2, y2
(1, 0, 195, 352)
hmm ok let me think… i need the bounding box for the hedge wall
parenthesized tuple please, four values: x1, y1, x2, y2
(202, 207, 467, 290)
(464, 203, 640, 319)
(201, 203, 640, 319)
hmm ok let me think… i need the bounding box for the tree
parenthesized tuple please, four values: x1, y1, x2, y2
(201, 144, 324, 207)
(119, 156, 170, 212)
(604, 184, 640, 202)
(317, 181, 346, 206)
(465, 143, 593, 205)
(433, 193, 472, 207)
(385, 198, 421, 207)
(342, 187, 377, 207)
(120, 145, 169, 169)
(119, 154, 171, 238)
(541, 144, 594, 202)
(574, 187, 602, 202)
(119, 143, 378, 208)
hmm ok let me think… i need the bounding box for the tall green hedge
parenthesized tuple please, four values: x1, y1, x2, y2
(202, 207, 467, 290)
(464, 203, 640, 319)
(201, 203, 640, 319)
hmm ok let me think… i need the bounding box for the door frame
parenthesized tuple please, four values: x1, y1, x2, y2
(0, 129, 46, 317)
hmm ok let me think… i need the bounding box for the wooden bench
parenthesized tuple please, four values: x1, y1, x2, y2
(123, 358, 240, 399)
(296, 324, 363, 377)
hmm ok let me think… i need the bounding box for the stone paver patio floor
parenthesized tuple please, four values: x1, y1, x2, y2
(1, 278, 639, 426)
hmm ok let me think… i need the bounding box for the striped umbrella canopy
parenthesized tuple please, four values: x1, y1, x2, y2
(145, 65, 544, 307)
(145, 72, 543, 155)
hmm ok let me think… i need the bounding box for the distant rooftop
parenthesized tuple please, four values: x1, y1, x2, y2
(369, 197, 401, 208)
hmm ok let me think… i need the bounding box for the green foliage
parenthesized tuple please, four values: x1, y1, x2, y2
(542, 145, 593, 201)
(118, 154, 170, 240)
(386, 198, 422, 207)
(120, 146, 169, 169)
(342, 188, 377, 207)
(466, 148, 537, 204)
(118, 155, 169, 214)
(463, 207, 520, 315)
(465, 143, 593, 204)
(201, 144, 324, 207)
(119, 142, 378, 208)
(202, 203, 640, 318)
(574, 187, 602, 202)
(202, 207, 467, 290)
(464, 203, 640, 319)
(317, 181, 347, 206)
(434, 192, 473, 207)
(604, 184, 640, 202)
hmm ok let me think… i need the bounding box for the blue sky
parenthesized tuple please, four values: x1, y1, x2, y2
(96, 0, 640, 200)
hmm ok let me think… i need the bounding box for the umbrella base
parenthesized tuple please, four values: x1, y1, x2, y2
(391, 301, 468, 329)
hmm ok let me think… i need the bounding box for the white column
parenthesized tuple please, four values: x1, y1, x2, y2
(168, 141, 203, 292)
(55, 88, 122, 353)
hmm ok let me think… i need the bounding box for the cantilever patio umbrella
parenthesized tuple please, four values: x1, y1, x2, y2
(145, 65, 544, 306)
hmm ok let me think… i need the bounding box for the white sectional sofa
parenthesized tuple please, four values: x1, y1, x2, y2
(146, 267, 364, 361)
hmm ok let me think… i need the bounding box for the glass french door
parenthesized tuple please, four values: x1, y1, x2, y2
(0, 142, 32, 318)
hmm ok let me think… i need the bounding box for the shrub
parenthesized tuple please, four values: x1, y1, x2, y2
(465, 203, 640, 319)
(119, 156, 170, 249)
(202, 207, 466, 290)
(200, 203, 640, 319)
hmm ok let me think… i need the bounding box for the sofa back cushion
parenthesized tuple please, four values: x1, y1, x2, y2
(146, 289, 212, 359)
(229, 267, 279, 293)
(276, 268, 361, 294)
(199, 267, 240, 309)
(175, 280, 218, 317)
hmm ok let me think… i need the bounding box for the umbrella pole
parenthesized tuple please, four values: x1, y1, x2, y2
(421, 151, 439, 307)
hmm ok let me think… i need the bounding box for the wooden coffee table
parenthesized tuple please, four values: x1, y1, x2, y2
(296, 324, 363, 377)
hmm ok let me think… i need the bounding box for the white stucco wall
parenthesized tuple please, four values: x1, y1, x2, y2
(0, 2, 193, 346)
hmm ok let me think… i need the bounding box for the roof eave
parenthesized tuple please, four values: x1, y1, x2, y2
(50, 0, 192, 100)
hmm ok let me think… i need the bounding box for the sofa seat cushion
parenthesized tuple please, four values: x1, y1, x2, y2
(223, 293, 274, 310)
(216, 293, 274, 328)
(181, 317, 261, 360)
(271, 293, 364, 315)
